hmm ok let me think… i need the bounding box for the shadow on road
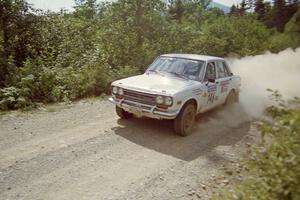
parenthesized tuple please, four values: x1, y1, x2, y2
(112, 104, 251, 161)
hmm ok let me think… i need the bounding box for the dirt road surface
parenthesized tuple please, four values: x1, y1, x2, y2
(0, 99, 259, 200)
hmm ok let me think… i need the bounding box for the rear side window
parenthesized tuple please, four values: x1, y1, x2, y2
(223, 62, 232, 76)
(216, 61, 231, 78)
(216, 62, 225, 78)
(204, 62, 216, 81)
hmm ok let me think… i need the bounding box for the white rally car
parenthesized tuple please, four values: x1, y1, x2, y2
(109, 54, 241, 136)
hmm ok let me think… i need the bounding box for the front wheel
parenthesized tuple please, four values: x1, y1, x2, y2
(116, 106, 133, 119)
(174, 103, 196, 136)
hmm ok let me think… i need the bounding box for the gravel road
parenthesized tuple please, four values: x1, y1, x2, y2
(0, 98, 259, 200)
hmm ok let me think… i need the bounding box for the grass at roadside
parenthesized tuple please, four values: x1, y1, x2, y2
(0, 95, 109, 116)
(212, 97, 300, 200)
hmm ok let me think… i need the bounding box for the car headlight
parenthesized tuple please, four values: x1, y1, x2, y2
(118, 88, 124, 95)
(112, 86, 118, 94)
(165, 97, 173, 106)
(156, 96, 164, 104)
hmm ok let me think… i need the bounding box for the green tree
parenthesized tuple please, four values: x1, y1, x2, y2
(272, 0, 288, 32)
(0, 0, 299, 110)
(74, 0, 98, 20)
(255, 0, 268, 20)
(99, 0, 166, 69)
(0, 0, 44, 86)
(168, 0, 185, 22)
(284, 7, 300, 48)
(239, 0, 249, 15)
(229, 4, 239, 15)
(194, 16, 270, 56)
(270, 0, 299, 32)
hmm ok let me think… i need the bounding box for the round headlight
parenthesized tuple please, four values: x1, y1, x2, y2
(112, 86, 118, 94)
(156, 96, 164, 104)
(165, 97, 173, 106)
(118, 88, 124, 95)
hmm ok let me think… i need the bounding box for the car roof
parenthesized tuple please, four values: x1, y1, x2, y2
(160, 54, 224, 62)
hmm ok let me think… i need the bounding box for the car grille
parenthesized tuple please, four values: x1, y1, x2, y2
(123, 89, 156, 106)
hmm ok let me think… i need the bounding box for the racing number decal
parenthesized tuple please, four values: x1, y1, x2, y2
(207, 84, 217, 104)
(220, 80, 230, 93)
(207, 92, 215, 104)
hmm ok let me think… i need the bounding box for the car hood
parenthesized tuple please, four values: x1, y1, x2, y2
(112, 73, 195, 95)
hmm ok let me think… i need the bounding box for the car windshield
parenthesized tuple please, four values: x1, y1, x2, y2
(147, 57, 204, 81)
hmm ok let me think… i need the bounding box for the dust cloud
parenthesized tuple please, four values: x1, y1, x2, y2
(227, 48, 300, 118)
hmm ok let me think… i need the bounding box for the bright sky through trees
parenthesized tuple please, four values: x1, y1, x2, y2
(26, 0, 242, 12)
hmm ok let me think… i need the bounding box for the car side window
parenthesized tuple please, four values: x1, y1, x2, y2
(204, 62, 216, 81)
(216, 61, 228, 78)
(223, 62, 232, 76)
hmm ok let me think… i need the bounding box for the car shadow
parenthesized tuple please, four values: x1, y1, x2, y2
(111, 104, 251, 162)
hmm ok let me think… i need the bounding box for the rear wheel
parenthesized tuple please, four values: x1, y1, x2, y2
(116, 106, 133, 119)
(225, 90, 239, 105)
(174, 103, 196, 136)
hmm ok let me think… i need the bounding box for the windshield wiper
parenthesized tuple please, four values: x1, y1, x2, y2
(167, 72, 189, 80)
(147, 69, 164, 76)
(147, 69, 159, 73)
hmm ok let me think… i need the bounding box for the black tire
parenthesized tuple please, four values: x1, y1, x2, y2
(174, 103, 196, 136)
(116, 106, 133, 119)
(225, 90, 239, 105)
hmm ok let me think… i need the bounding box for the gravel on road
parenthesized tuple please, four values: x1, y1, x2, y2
(0, 99, 259, 200)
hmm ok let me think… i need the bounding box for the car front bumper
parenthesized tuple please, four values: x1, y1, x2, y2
(109, 97, 179, 120)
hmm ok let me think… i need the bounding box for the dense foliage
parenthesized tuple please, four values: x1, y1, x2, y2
(214, 92, 300, 200)
(0, 0, 299, 110)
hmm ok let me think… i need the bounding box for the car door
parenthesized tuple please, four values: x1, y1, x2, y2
(202, 62, 219, 111)
(215, 61, 232, 105)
